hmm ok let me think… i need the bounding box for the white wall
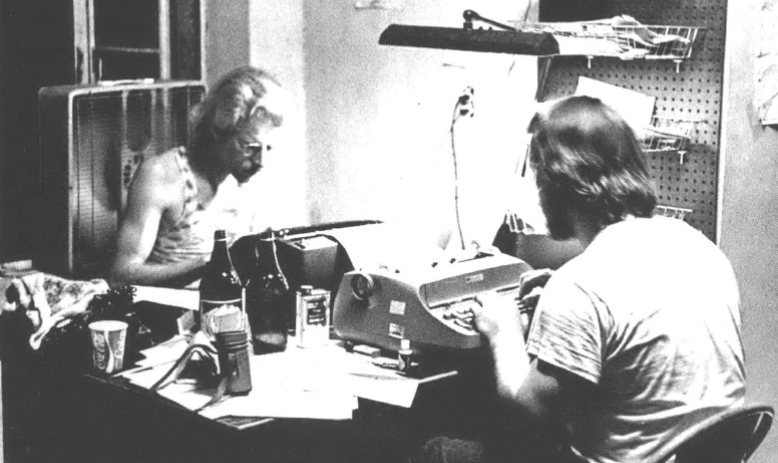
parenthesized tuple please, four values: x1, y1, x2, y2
(205, 0, 308, 230)
(720, 1, 778, 462)
(206, 0, 539, 247)
(205, 0, 250, 85)
(302, 0, 539, 249)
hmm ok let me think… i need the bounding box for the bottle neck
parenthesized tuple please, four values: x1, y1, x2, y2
(210, 237, 234, 270)
(268, 234, 289, 290)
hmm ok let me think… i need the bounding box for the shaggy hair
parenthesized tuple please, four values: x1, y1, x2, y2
(527, 95, 657, 238)
(188, 66, 284, 174)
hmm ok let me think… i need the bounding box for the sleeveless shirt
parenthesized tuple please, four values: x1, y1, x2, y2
(147, 147, 255, 264)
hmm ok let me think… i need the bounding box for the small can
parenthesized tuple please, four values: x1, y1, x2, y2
(295, 286, 331, 348)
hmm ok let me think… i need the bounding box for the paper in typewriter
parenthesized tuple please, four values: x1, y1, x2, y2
(322, 222, 448, 273)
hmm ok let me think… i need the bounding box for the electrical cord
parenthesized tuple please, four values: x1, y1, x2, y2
(450, 87, 475, 250)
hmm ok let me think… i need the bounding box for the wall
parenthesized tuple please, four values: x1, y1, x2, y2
(205, 0, 250, 84)
(719, 1, 778, 462)
(207, 0, 540, 248)
(302, 0, 539, 249)
(205, 0, 308, 230)
(247, 0, 307, 229)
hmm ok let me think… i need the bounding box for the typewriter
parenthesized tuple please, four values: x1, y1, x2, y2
(332, 251, 532, 353)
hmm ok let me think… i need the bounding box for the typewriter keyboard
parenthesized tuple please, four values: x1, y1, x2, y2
(430, 287, 524, 334)
(430, 299, 480, 333)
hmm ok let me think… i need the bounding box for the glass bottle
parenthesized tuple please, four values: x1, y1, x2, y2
(198, 229, 244, 340)
(398, 338, 413, 373)
(246, 233, 290, 354)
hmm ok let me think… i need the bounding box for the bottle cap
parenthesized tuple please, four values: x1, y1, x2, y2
(300, 285, 314, 293)
(214, 229, 227, 240)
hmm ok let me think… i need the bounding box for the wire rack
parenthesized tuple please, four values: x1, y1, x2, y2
(513, 18, 703, 69)
(638, 116, 702, 162)
(654, 205, 693, 220)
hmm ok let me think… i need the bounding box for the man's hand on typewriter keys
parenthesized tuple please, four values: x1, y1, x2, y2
(518, 269, 554, 307)
(516, 269, 554, 336)
(471, 292, 524, 344)
(471, 270, 554, 342)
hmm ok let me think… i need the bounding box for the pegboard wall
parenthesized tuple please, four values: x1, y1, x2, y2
(538, 0, 727, 242)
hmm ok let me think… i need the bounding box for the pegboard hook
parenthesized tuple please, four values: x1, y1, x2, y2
(674, 60, 682, 73)
(587, 56, 593, 69)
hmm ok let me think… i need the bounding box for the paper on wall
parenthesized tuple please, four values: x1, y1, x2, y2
(575, 76, 656, 134)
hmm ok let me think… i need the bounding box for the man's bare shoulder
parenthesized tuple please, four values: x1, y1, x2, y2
(129, 149, 186, 207)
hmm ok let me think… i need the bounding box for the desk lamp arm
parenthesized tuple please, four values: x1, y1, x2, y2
(462, 10, 516, 32)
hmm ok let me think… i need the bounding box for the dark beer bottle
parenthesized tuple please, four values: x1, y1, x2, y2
(199, 229, 244, 339)
(246, 233, 290, 354)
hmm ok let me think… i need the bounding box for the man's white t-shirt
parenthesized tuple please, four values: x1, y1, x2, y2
(526, 216, 746, 463)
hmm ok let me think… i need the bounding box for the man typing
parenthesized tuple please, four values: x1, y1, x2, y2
(414, 96, 745, 463)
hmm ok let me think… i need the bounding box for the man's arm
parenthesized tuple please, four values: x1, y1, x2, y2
(109, 158, 207, 287)
(472, 292, 593, 458)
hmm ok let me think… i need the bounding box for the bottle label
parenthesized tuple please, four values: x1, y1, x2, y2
(296, 289, 331, 348)
(200, 298, 243, 338)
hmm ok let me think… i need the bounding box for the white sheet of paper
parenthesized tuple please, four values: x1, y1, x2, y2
(120, 361, 177, 389)
(124, 341, 437, 421)
(322, 222, 447, 273)
(245, 344, 422, 408)
(155, 383, 358, 421)
(133, 285, 199, 311)
(197, 389, 358, 421)
(575, 76, 656, 134)
(134, 335, 190, 368)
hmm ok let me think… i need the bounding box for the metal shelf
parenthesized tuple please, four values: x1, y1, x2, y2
(514, 17, 704, 71)
(655, 205, 693, 220)
(639, 116, 703, 163)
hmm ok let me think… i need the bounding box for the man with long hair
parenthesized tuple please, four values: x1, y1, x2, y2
(109, 66, 288, 287)
(415, 96, 745, 463)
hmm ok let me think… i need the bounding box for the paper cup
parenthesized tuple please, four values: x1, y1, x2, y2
(89, 320, 128, 374)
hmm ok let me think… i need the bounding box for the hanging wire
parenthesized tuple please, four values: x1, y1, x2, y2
(450, 87, 475, 250)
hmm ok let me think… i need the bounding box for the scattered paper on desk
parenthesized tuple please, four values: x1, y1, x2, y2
(196, 389, 357, 421)
(156, 383, 216, 411)
(575, 76, 656, 135)
(120, 361, 176, 389)
(136, 335, 190, 368)
(151, 351, 359, 420)
(133, 285, 199, 311)
(240, 345, 421, 408)
(308, 346, 420, 408)
(117, 336, 190, 388)
(128, 340, 442, 421)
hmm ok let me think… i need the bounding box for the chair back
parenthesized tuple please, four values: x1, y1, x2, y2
(653, 404, 774, 463)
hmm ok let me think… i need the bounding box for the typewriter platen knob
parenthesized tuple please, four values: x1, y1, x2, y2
(350, 273, 375, 301)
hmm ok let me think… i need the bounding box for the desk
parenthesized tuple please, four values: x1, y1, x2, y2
(77, 366, 486, 463)
(1, 313, 495, 463)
